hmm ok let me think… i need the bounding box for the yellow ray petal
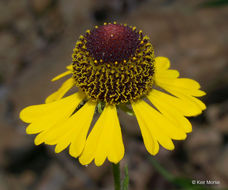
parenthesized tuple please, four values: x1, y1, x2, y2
(131, 104, 159, 155)
(147, 90, 192, 133)
(155, 78, 206, 97)
(156, 82, 206, 111)
(26, 105, 73, 135)
(34, 101, 95, 148)
(154, 57, 206, 98)
(51, 70, 72, 82)
(140, 100, 186, 140)
(45, 78, 75, 103)
(20, 92, 84, 123)
(25, 93, 83, 136)
(170, 78, 201, 89)
(68, 101, 96, 157)
(132, 100, 187, 152)
(79, 105, 124, 166)
(148, 89, 203, 117)
(188, 95, 206, 110)
(52, 101, 95, 155)
(155, 69, 180, 79)
(66, 64, 73, 71)
(154, 57, 170, 70)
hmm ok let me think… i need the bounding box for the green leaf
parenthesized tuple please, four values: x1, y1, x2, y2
(149, 157, 174, 182)
(121, 165, 129, 190)
(97, 101, 105, 113)
(149, 158, 215, 190)
(198, 0, 228, 8)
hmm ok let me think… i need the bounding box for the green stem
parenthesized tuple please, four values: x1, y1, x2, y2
(112, 163, 121, 190)
(122, 165, 129, 190)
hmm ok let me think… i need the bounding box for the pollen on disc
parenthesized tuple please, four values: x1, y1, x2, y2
(85, 24, 141, 63)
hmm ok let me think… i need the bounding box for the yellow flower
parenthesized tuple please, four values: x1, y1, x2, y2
(19, 23, 206, 166)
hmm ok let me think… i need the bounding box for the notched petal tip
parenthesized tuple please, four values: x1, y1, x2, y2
(94, 159, 105, 167)
(168, 143, 175, 151)
(54, 143, 66, 153)
(79, 105, 125, 167)
(132, 100, 186, 154)
(78, 156, 91, 166)
(34, 135, 43, 146)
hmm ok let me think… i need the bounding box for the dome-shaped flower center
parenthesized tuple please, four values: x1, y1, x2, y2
(72, 23, 155, 105)
(85, 24, 140, 63)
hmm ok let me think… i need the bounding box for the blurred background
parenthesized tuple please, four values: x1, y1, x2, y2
(0, 0, 228, 189)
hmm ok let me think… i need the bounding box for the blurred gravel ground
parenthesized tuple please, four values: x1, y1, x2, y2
(0, 0, 228, 190)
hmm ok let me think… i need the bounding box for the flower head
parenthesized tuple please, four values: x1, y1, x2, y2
(73, 23, 154, 104)
(20, 22, 206, 166)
